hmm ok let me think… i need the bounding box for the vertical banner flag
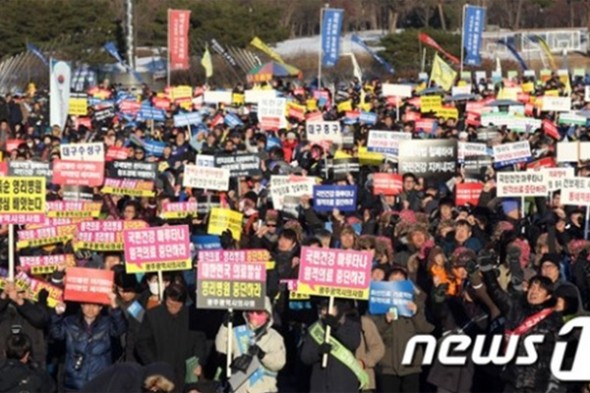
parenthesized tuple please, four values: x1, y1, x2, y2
(201, 45, 213, 78)
(351, 34, 395, 74)
(463, 5, 486, 66)
(250, 36, 285, 64)
(430, 53, 457, 91)
(50, 59, 72, 129)
(26, 43, 48, 66)
(529, 35, 556, 70)
(168, 9, 191, 70)
(210, 39, 239, 69)
(321, 8, 344, 68)
(419, 32, 460, 65)
(496, 40, 528, 70)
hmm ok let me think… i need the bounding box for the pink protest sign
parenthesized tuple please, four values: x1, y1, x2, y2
(297, 247, 373, 300)
(198, 249, 271, 264)
(123, 225, 191, 273)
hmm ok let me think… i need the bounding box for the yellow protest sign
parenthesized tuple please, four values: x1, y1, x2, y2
(306, 99, 318, 111)
(435, 107, 459, 119)
(232, 93, 245, 106)
(68, 98, 88, 116)
(337, 100, 353, 112)
(358, 102, 372, 112)
(545, 89, 559, 97)
(497, 87, 521, 101)
(521, 82, 534, 93)
(334, 150, 352, 159)
(0, 177, 46, 214)
(420, 96, 442, 113)
(358, 147, 384, 166)
(208, 208, 243, 240)
(170, 85, 192, 100)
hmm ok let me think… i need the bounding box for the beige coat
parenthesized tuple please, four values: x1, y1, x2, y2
(356, 315, 385, 390)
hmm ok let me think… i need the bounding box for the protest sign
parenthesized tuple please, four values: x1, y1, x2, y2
(102, 178, 155, 197)
(270, 175, 316, 211)
(198, 249, 271, 266)
(64, 267, 114, 305)
(0, 272, 63, 308)
(46, 201, 102, 219)
(107, 161, 157, 181)
(62, 185, 94, 201)
(17, 224, 77, 249)
(296, 247, 373, 300)
(144, 140, 166, 157)
(196, 154, 215, 168)
(174, 112, 202, 127)
(381, 83, 412, 98)
(457, 142, 487, 162)
(74, 220, 147, 251)
(192, 235, 222, 250)
(558, 112, 586, 126)
(493, 141, 531, 167)
(556, 142, 590, 162)
(420, 96, 442, 113)
(203, 90, 232, 104)
(52, 160, 105, 187)
(372, 173, 403, 196)
(214, 154, 261, 177)
(496, 172, 548, 197)
(183, 165, 230, 191)
(0, 177, 46, 225)
(60, 142, 105, 162)
(368, 280, 415, 317)
(208, 208, 243, 240)
(306, 121, 342, 144)
(480, 113, 541, 132)
(124, 225, 191, 273)
(244, 89, 276, 103)
(542, 167, 575, 191)
(19, 254, 75, 275)
(542, 96, 571, 112)
(312, 185, 357, 212)
(258, 97, 286, 118)
(397, 140, 457, 181)
(196, 195, 221, 215)
(68, 97, 88, 116)
(106, 146, 130, 161)
(197, 258, 266, 310)
(455, 182, 484, 205)
(329, 158, 360, 180)
(414, 119, 438, 134)
(8, 161, 52, 181)
(367, 130, 412, 157)
(161, 201, 199, 219)
(561, 178, 590, 205)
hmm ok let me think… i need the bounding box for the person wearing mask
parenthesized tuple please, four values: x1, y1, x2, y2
(397, 173, 421, 212)
(136, 284, 207, 392)
(50, 293, 127, 391)
(301, 299, 367, 393)
(215, 297, 286, 393)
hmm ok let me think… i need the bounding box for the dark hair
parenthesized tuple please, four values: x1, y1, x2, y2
(388, 265, 408, 280)
(529, 275, 554, 296)
(402, 173, 417, 182)
(279, 228, 298, 244)
(302, 237, 322, 247)
(164, 283, 187, 303)
(455, 219, 472, 228)
(6, 333, 32, 360)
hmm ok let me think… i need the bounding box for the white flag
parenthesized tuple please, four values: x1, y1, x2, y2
(50, 59, 72, 129)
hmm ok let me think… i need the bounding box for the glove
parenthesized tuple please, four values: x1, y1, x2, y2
(477, 250, 496, 272)
(318, 343, 332, 355)
(432, 284, 448, 303)
(220, 229, 235, 250)
(506, 245, 521, 264)
(247, 345, 266, 360)
(230, 354, 253, 373)
(465, 258, 479, 276)
(37, 289, 49, 307)
(223, 311, 234, 327)
(323, 314, 340, 330)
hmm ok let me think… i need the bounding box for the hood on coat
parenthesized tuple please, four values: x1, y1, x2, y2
(242, 296, 274, 334)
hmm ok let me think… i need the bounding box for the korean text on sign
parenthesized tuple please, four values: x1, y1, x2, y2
(0, 177, 46, 225)
(296, 247, 373, 300)
(64, 267, 114, 305)
(496, 172, 548, 197)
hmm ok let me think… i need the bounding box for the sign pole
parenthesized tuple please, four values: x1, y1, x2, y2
(157, 270, 164, 301)
(8, 224, 14, 281)
(521, 196, 525, 219)
(321, 295, 335, 368)
(167, 9, 171, 87)
(585, 208, 590, 240)
(226, 307, 234, 378)
(396, 98, 400, 122)
(460, 4, 466, 76)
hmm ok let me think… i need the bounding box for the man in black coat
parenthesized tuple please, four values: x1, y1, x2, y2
(136, 283, 207, 393)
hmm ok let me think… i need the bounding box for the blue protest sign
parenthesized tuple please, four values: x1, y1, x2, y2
(321, 8, 344, 68)
(360, 111, 378, 125)
(144, 139, 166, 157)
(192, 235, 222, 250)
(138, 106, 166, 121)
(313, 185, 357, 212)
(369, 280, 415, 317)
(224, 113, 244, 128)
(463, 5, 486, 66)
(174, 112, 203, 127)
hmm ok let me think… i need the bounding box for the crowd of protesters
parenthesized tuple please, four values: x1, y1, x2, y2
(0, 68, 589, 393)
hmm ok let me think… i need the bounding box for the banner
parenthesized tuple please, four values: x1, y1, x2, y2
(561, 177, 590, 206)
(351, 33, 395, 74)
(168, 9, 191, 70)
(398, 140, 457, 181)
(455, 182, 484, 205)
(458, 142, 488, 162)
(462, 5, 486, 66)
(74, 220, 147, 251)
(368, 280, 415, 317)
(542, 96, 571, 112)
(306, 121, 341, 144)
(208, 208, 243, 240)
(430, 53, 457, 91)
(60, 142, 105, 162)
(197, 258, 266, 310)
(419, 32, 460, 64)
(542, 167, 574, 191)
(8, 161, 52, 181)
(17, 224, 77, 249)
(52, 160, 105, 187)
(20, 254, 75, 276)
(367, 130, 412, 157)
(50, 59, 72, 129)
(210, 38, 239, 69)
(214, 154, 261, 178)
(64, 268, 114, 305)
(107, 161, 157, 181)
(124, 225, 191, 273)
(496, 172, 548, 197)
(0, 177, 46, 225)
(296, 247, 373, 300)
(183, 165, 230, 191)
(321, 8, 344, 67)
(250, 36, 285, 64)
(373, 173, 403, 196)
(493, 141, 531, 167)
(313, 185, 357, 212)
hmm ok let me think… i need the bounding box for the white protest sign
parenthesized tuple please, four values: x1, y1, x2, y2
(60, 143, 105, 162)
(542, 96, 571, 112)
(244, 89, 277, 103)
(458, 142, 487, 161)
(306, 121, 342, 144)
(561, 177, 590, 205)
(381, 84, 412, 98)
(496, 172, 548, 197)
(542, 167, 575, 191)
(367, 130, 412, 157)
(493, 141, 532, 166)
(195, 155, 215, 168)
(270, 175, 316, 211)
(452, 85, 472, 96)
(203, 91, 232, 104)
(556, 142, 590, 162)
(585, 86, 590, 102)
(183, 165, 230, 191)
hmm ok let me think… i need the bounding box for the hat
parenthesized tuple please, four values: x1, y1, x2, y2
(502, 199, 519, 215)
(243, 191, 258, 205)
(539, 253, 561, 270)
(554, 284, 580, 315)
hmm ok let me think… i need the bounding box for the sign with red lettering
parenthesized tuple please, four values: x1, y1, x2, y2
(64, 267, 114, 305)
(496, 172, 548, 197)
(52, 160, 105, 187)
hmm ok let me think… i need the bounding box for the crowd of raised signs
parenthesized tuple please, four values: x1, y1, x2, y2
(1, 69, 590, 393)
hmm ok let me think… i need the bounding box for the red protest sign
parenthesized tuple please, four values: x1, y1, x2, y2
(415, 119, 437, 133)
(64, 267, 114, 305)
(6, 139, 24, 152)
(74, 117, 92, 130)
(527, 156, 556, 170)
(542, 119, 560, 140)
(52, 160, 105, 187)
(106, 146, 130, 161)
(455, 182, 484, 206)
(373, 173, 403, 196)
